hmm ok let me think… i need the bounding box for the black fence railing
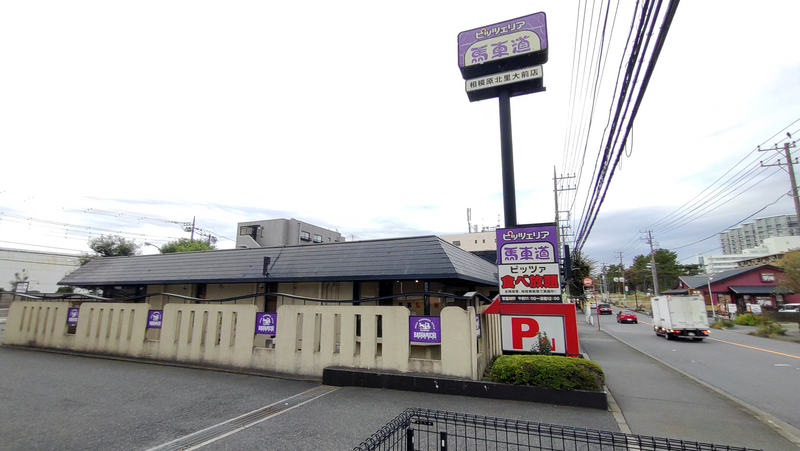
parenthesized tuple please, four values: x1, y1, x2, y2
(3, 291, 493, 306)
(353, 408, 762, 451)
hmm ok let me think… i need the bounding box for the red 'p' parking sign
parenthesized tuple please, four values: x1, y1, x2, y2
(500, 315, 565, 352)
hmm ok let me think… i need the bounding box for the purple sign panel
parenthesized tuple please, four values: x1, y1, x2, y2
(410, 316, 441, 343)
(256, 313, 277, 335)
(67, 308, 79, 326)
(458, 12, 548, 79)
(497, 223, 562, 303)
(496, 224, 558, 265)
(147, 310, 163, 329)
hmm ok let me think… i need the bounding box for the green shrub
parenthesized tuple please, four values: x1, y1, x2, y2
(752, 321, 787, 337)
(734, 313, 759, 326)
(710, 318, 735, 329)
(484, 355, 604, 391)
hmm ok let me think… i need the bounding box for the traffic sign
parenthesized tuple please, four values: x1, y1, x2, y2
(582, 277, 593, 286)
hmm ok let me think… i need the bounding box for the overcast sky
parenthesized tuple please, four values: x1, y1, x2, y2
(1, 1, 799, 270)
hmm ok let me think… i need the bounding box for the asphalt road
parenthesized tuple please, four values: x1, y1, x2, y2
(598, 307, 800, 431)
(579, 312, 800, 451)
(0, 345, 619, 451)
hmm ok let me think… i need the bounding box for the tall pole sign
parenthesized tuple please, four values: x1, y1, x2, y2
(458, 12, 549, 228)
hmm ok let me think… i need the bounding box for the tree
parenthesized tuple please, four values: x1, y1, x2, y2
(80, 235, 141, 265)
(777, 250, 800, 293)
(625, 248, 701, 293)
(159, 238, 216, 253)
(567, 250, 595, 296)
(9, 269, 29, 291)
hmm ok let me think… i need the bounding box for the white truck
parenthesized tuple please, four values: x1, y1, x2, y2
(651, 295, 710, 341)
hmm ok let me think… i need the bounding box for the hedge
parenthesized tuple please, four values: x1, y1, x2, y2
(484, 355, 605, 391)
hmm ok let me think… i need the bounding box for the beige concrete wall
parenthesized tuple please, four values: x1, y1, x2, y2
(73, 303, 150, 357)
(3, 301, 74, 349)
(204, 283, 259, 301)
(157, 303, 258, 369)
(440, 306, 479, 379)
(5, 301, 483, 380)
(274, 305, 411, 377)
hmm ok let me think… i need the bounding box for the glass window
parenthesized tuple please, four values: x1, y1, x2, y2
(453, 241, 461, 246)
(300, 231, 311, 241)
(313, 234, 323, 243)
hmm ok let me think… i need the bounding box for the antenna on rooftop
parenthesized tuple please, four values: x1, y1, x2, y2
(467, 208, 472, 233)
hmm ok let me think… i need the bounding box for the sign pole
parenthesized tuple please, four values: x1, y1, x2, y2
(499, 88, 517, 228)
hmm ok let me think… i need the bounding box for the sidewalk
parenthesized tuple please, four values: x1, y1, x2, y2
(578, 320, 800, 451)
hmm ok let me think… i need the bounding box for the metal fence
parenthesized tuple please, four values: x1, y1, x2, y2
(353, 408, 762, 451)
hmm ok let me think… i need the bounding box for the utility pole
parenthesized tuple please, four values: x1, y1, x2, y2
(642, 230, 660, 296)
(554, 168, 577, 297)
(615, 251, 627, 305)
(759, 136, 800, 228)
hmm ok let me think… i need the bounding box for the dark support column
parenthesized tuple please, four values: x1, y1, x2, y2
(423, 281, 431, 316)
(499, 89, 517, 228)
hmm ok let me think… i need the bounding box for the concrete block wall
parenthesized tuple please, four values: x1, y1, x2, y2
(3, 301, 483, 380)
(73, 303, 150, 357)
(4, 301, 74, 349)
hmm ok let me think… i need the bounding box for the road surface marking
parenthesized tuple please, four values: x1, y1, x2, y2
(707, 337, 800, 360)
(634, 320, 800, 359)
(147, 385, 339, 450)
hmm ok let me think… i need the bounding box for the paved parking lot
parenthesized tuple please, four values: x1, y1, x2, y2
(0, 346, 619, 450)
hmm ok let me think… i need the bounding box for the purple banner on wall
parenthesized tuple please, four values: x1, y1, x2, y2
(147, 310, 163, 329)
(256, 312, 277, 335)
(410, 316, 441, 343)
(67, 308, 79, 326)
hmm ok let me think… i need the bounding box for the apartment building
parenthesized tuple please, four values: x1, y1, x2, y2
(719, 214, 799, 254)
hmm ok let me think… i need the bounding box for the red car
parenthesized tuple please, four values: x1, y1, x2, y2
(617, 311, 638, 324)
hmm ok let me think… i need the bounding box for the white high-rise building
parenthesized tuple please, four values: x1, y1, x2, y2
(719, 214, 799, 254)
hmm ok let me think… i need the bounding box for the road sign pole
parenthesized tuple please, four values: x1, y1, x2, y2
(499, 89, 517, 228)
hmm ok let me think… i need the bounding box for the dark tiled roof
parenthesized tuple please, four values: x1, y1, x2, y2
(728, 285, 792, 295)
(59, 235, 499, 287)
(676, 265, 783, 290)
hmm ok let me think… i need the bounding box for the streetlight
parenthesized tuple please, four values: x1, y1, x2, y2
(706, 275, 717, 318)
(144, 242, 162, 253)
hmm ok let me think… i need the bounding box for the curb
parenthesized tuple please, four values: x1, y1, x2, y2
(322, 367, 609, 410)
(0, 344, 322, 383)
(602, 329, 800, 449)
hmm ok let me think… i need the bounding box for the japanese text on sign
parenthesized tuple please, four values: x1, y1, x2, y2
(465, 66, 542, 92)
(502, 229, 550, 242)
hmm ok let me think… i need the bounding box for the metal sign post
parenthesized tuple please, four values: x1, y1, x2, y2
(458, 12, 549, 228)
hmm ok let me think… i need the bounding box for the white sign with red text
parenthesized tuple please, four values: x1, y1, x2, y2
(500, 315, 566, 352)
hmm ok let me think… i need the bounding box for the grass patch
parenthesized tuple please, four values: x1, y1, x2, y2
(483, 355, 604, 391)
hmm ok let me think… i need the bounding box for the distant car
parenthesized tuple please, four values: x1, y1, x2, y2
(598, 303, 613, 315)
(778, 303, 800, 313)
(617, 311, 638, 324)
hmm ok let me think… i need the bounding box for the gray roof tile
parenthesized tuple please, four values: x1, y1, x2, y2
(59, 235, 499, 287)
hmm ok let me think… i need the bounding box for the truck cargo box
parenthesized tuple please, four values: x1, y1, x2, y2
(652, 295, 710, 341)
